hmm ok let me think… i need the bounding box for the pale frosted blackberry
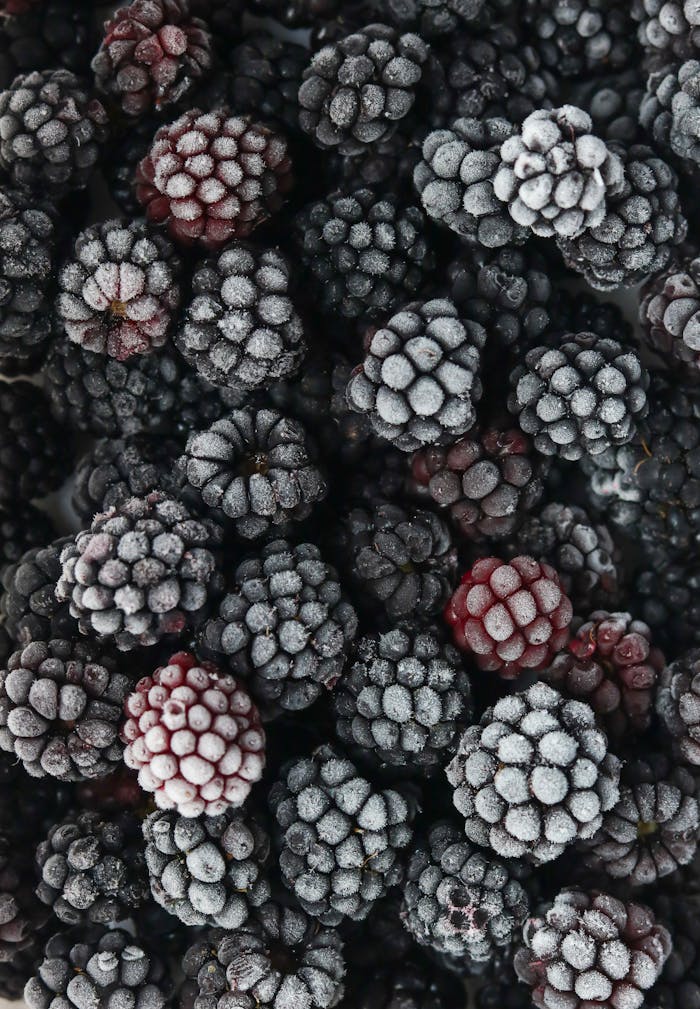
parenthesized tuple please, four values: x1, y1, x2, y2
(638, 60, 700, 168)
(493, 105, 625, 240)
(183, 408, 326, 538)
(0, 381, 71, 505)
(636, 0, 700, 63)
(176, 243, 305, 391)
(143, 806, 270, 928)
(346, 299, 485, 452)
(657, 650, 700, 765)
(0, 70, 109, 196)
(180, 903, 345, 1009)
(580, 755, 700, 886)
(295, 189, 434, 321)
(402, 819, 529, 961)
(447, 682, 622, 864)
(201, 539, 358, 717)
(0, 1, 92, 90)
(641, 255, 700, 374)
(225, 33, 306, 133)
(636, 561, 700, 657)
(524, 0, 638, 78)
(0, 504, 55, 577)
(57, 494, 222, 652)
(508, 333, 649, 461)
(333, 626, 472, 768)
(0, 638, 129, 781)
(1, 537, 75, 644)
(36, 810, 149, 925)
(298, 23, 429, 154)
(415, 117, 529, 248)
(270, 744, 415, 924)
(338, 500, 456, 622)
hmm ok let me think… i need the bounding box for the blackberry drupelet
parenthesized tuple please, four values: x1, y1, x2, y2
(1, 537, 75, 644)
(333, 626, 472, 768)
(345, 299, 485, 452)
(447, 682, 622, 863)
(0, 381, 71, 505)
(657, 650, 700, 765)
(402, 819, 529, 961)
(143, 805, 270, 928)
(270, 744, 415, 924)
(0, 504, 55, 577)
(0, 0, 92, 90)
(0, 638, 129, 781)
(57, 494, 222, 651)
(226, 33, 307, 134)
(201, 539, 358, 717)
(635, 560, 700, 657)
(641, 254, 700, 374)
(524, 0, 637, 78)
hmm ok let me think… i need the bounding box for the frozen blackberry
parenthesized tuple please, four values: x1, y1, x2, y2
(103, 116, 165, 218)
(324, 117, 423, 195)
(415, 117, 529, 248)
(25, 926, 170, 1009)
(143, 805, 270, 928)
(638, 60, 700, 168)
(1, 537, 75, 645)
(270, 744, 415, 924)
(547, 289, 633, 345)
(636, 0, 700, 63)
(36, 810, 149, 925)
(0, 837, 48, 963)
(57, 494, 222, 651)
(0, 69, 109, 196)
(92, 0, 213, 118)
(444, 556, 573, 680)
(401, 819, 529, 961)
(294, 189, 434, 321)
(447, 682, 622, 863)
(0, 638, 129, 782)
(176, 243, 305, 391)
(573, 70, 646, 144)
(635, 560, 700, 657)
(0, 381, 71, 505)
(657, 651, 700, 765)
(226, 33, 307, 134)
(338, 500, 457, 622)
(0, 504, 55, 577)
(410, 427, 548, 543)
(346, 299, 485, 452)
(508, 333, 649, 461)
(493, 105, 625, 240)
(641, 254, 700, 374)
(381, 0, 513, 35)
(136, 110, 293, 249)
(201, 539, 358, 718)
(524, 0, 638, 78)
(343, 957, 464, 1009)
(333, 626, 472, 768)
(180, 902, 345, 1009)
(580, 754, 700, 886)
(649, 892, 700, 1009)
(514, 889, 672, 1009)
(0, 1, 91, 90)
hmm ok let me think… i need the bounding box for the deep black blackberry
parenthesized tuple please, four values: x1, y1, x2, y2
(201, 539, 358, 717)
(572, 70, 646, 144)
(0, 834, 48, 964)
(649, 892, 700, 1009)
(402, 819, 529, 961)
(0, 504, 55, 577)
(143, 805, 270, 928)
(657, 650, 700, 765)
(179, 408, 327, 539)
(224, 32, 307, 134)
(341, 894, 415, 967)
(294, 189, 434, 321)
(338, 499, 457, 622)
(0, 638, 129, 781)
(0, 381, 71, 505)
(641, 255, 700, 375)
(0, 0, 92, 90)
(269, 744, 415, 924)
(324, 117, 423, 195)
(0, 537, 75, 645)
(0, 69, 109, 196)
(381, 0, 515, 36)
(635, 560, 700, 657)
(524, 0, 638, 78)
(343, 957, 466, 1009)
(547, 289, 634, 344)
(0, 951, 40, 1000)
(333, 626, 472, 768)
(175, 242, 305, 391)
(103, 115, 165, 218)
(36, 810, 149, 925)
(57, 494, 222, 652)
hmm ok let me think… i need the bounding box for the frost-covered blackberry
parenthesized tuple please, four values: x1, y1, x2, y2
(657, 650, 700, 764)
(1, 537, 75, 644)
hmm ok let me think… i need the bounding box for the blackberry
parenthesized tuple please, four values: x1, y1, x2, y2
(524, 0, 638, 78)
(0, 537, 75, 645)
(580, 755, 700, 886)
(635, 560, 700, 657)
(657, 650, 700, 765)
(180, 903, 345, 1009)
(493, 105, 625, 240)
(346, 299, 485, 452)
(143, 805, 270, 928)
(0, 69, 109, 196)
(0, 836, 48, 963)
(333, 626, 472, 768)
(0, 638, 129, 782)
(338, 500, 457, 622)
(176, 243, 305, 391)
(381, 0, 514, 36)
(36, 810, 149, 925)
(447, 682, 622, 863)
(0, 0, 92, 90)
(136, 110, 293, 249)
(410, 427, 548, 543)
(270, 745, 415, 924)
(298, 23, 429, 154)
(514, 889, 672, 1009)
(635, 0, 700, 64)
(342, 958, 465, 1009)
(225, 34, 306, 135)
(402, 819, 529, 961)
(414, 117, 529, 248)
(201, 539, 358, 717)
(641, 254, 700, 374)
(324, 117, 423, 195)
(92, 0, 213, 118)
(649, 892, 700, 1009)
(0, 381, 71, 505)
(0, 504, 55, 577)
(294, 188, 434, 322)
(572, 70, 646, 145)
(547, 289, 633, 344)
(103, 115, 165, 218)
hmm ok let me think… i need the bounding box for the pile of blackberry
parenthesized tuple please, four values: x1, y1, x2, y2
(2, 4, 700, 1009)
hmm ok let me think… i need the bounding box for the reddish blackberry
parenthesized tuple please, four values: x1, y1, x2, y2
(641, 254, 700, 375)
(635, 560, 700, 657)
(1, 537, 75, 645)
(657, 651, 700, 765)
(524, 0, 638, 78)
(0, 1, 91, 90)
(92, 0, 213, 118)
(444, 556, 573, 680)
(447, 683, 622, 863)
(0, 381, 71, 505)
(136, 110, 293, 249)
(225, 33, 307, 134)
(0, 504, 55, 577)
(123, 651, 265, 817)
(0, 70, 109, 196)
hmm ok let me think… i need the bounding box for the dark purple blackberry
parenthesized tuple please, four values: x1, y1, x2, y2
(643, 60, 700, 169)
(0, 537, 76, 645)
(0, 0, 92, 90)
(635, 560, 700, 657)
(657, 650, 700, 765)
(343, 957, 466, 1009)
(0, 504, 55, 577)
(524, 0, 638, 78)
(0, 381, 71, 505)
(225, 32, 315, 134)
(547, 289, 634, 344)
